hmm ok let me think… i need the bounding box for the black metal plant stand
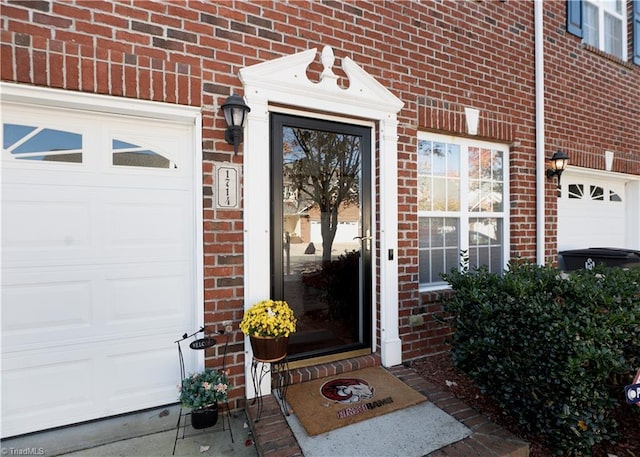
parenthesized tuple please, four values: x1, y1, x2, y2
(250, 357, 291, 422)
(172, 327, 234, 455)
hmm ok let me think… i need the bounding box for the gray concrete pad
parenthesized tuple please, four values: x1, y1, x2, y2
(285, 401, 471, 457)
(58, 410, 256, 457)
(2, 409, 257, 457)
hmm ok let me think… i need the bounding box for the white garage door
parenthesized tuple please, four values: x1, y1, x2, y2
(1, 95, 201, 437)
(558, 171, 628, 250)
(310, 221, 359, 244)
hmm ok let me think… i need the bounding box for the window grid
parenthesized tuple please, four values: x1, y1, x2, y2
(567, 183, 623, 202)
(418, 135, 508, 289)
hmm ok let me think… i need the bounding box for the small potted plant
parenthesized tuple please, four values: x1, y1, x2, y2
(178, 367, 231, 429)
(240, 299, 297, 362)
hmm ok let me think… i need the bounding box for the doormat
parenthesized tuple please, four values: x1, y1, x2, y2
(285, 366, 427, 436)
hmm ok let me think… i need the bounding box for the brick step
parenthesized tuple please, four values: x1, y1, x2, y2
(288, 353, 381, 385)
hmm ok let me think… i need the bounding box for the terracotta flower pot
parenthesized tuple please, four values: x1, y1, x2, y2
(250, 335, 288, 362)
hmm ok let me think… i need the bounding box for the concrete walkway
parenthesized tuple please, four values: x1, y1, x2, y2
(54, 409, 257, 457)
(285, 400, 471, 456)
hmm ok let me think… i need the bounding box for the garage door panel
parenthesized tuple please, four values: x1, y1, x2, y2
(1, 188, 93, 263)
(104, 192, 190, 258)
(2, 167, 191, 191)
(1, 335, 187, 436)
(97, 335, 189, 415)
(2, 262, 191, 352)
(559, 219, 625, 249)
(560, 202, 625, 248)
(105, 266, 189, 326)
(3, 187, 192, 265)
(1, 278, 92, 335)
(105, 344, 179, 411)
(1, 267, 98, 352)
(2, 353, 95, 436)
(2, 356, 94, 411)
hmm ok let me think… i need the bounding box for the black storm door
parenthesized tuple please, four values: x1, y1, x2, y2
(270, 113, 372, 360)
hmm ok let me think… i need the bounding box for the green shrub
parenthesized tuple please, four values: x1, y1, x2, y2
(441, 261, 640, 455)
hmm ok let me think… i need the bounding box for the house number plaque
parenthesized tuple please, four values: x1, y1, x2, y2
(215, 164, 240, 209)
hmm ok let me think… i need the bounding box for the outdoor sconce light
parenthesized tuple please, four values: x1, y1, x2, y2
(221, 93, 251, 155)
(546, 150, 570, 186)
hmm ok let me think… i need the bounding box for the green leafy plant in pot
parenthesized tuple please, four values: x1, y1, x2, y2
(178, 367, 231, 429)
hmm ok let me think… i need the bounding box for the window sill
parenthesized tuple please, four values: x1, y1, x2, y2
(580, 43, 636, 70)
(419, 284, 452, 294)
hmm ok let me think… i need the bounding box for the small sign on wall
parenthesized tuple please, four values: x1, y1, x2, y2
(215, 163, 241, 209)
(625, 368, 640, 407)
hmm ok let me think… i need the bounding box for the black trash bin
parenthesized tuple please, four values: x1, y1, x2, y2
(559, 247, 640, 271)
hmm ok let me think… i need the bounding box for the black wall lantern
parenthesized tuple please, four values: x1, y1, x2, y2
(221, 93, 251, 155)
(546, 150, 570, 186)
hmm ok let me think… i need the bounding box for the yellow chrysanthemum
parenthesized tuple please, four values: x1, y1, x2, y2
(240, 299, 297, 337)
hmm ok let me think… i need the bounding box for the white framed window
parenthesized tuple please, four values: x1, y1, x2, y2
(418, 133, 509, 290)
(583, 0, 627, 60)
(2, 124, 177, 169)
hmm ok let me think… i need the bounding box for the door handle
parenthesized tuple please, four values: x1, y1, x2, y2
(354, 230, 372, 250)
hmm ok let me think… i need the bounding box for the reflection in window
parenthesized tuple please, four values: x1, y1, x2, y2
(112, 139, 176, 169)
(2, 123, 82, 162)
(418, 217, 459, 284)
(417, 141, 460, 212)
(468, 147, 503, 212)
(469, 218, 503, 273)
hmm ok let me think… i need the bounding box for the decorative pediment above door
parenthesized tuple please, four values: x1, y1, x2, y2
(239, 45, 403, 117)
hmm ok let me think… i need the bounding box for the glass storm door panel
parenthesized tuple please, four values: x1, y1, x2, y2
(271, 113, 372, 360)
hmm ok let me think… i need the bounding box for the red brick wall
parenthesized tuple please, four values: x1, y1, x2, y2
(395, 1, 539, 359)
(543, 0, 640, 176)
(2, 0, 638, 400)
(542, 0, 640, 254)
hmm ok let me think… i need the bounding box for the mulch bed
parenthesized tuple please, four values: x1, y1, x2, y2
(412, 352, 639, 457)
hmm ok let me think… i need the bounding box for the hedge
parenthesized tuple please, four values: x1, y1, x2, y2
(441, 260, 640, 455)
